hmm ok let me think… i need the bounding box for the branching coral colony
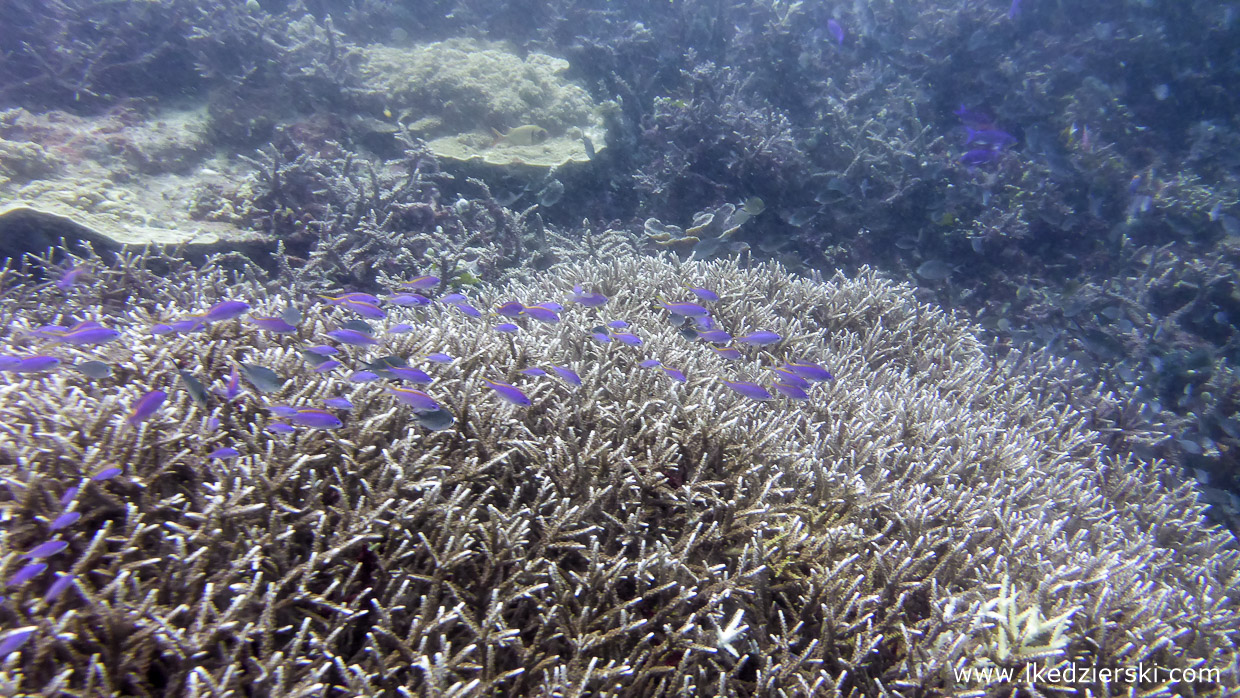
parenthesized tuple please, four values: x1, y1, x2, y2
(0, 247, 1236, 696)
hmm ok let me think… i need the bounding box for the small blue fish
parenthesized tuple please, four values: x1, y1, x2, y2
(324, 397, 353, 409)
(520, 305, 560, 323)
(772, 382, 809, 400)
(2, 355, 60, 373)
(827, 18, 845, 45)
(549, 365, 582, 386)
(340, 299, 386, 319)
(496, 301, 526, 318)
(306, 345, 340, 356)
(569, 285, 608, 307)
(387, 293, 431, 306)
(662, 367, 687, 383)
(285, 407, 344, 429)
(771, 366, 810, 388)
(8, 562, 46, 586)
(697, 330, 731, 344)
(387, 387, 441, 412)
(785, 360, 834, 382)
(481, 379, 532, 406)
(24, 540, 69, 559)
(400, 275, 440, 291)
(659, 299, 711, 318)
(55, 264, 88, 290)
(710, 346, 743, 360)
(320, 292, 381, 305)
(389, 323, 414, 334)
(520, 367, 548, 377)
(495, 323, 520, 333)
(382, 367, 433, 384)
(349, 371, 381, 383)
(44, 321, 119, 346)
(239, 363, 285, 393)
(612, 332, 643, 346)
(606, 320, 629, 329)
(686, 287, 719, 302)
(266, 422, 296, 434)
(0, 628, 35, 657)
(49, 512, 80, 531)
(204, 300, 250, 322)
(441, 293, 468, 304)
(169, 318, 208, 333)
(250, 315, 298, 333)
(92, 467, 122, 481)
(209, 447, 240, 459)
(639, 359, 662, 368)
(127, 390, 166, 425)
(425, 352, 453, 363)
(44, 573, 74, 603)
(737, 331, 782, 346)
(327, 329, 379, 346)
(720, 380, 773, 400)
(965, 128, 1017, 149)
(313, 360, 342, 373)
(454, 303, 482, 318)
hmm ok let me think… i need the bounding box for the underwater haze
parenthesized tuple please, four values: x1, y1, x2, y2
(0, 0, 1238, 695)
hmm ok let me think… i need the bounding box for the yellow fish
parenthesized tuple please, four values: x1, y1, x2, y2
(490, 125, 549, 147)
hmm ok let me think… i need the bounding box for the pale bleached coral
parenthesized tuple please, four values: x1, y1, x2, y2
(0, 248, 1235, 695)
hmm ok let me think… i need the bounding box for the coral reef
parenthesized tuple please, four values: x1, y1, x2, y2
(356, 38, 608, 168)
(0, 248, 1235, 695)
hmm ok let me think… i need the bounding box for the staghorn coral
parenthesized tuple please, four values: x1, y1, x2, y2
(0, 247, 1236, 696)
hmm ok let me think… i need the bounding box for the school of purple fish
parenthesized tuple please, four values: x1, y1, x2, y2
(0, 267, 835, 655)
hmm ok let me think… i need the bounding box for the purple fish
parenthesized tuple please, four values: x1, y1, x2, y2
(24, 540, 69, 559)
(306, 345, 340, 356)
(494, 323, 520, 333)
(60, 486, 79, 507)
(250, 315, 299, 333)
(389, 323, 414, 334)
(772, 382, 810, 400)
(591, 332, 611, 343)
(313, 360, 342, 373)
(349, 371, 381, 383)
(612, 332, 643, 346)
(520, 305, 560, 323)
(639, 359, 663, 368)
(169, 317, 208, 333)
(0, 628, 35, 657)
(387, 293, 431, 306)
(496, 301, 526, 318)
(425, 353, 453, 363)
(209, 446, 240, 459)
(549, 365, 582, 386)
(46, 321, 119, 345)
(519, 367, 548, 377)
(771, 366, 810, 388)
(320, 292, 381, 305)
(711, 346, 743, 360)
(204, 300, 250, 322)
(400, 275, 440, 291)
(127, 390, 166, 425)
(92, 467, 122, 481)
(440, 293, 468, 304)
(606, 320, 629, 329)
(697, 330, 732, 344)
(266, 422, 296, 434)
(8, 563, 47, 587)
(954, 104, 993, 129)
(224, 367, 241, 401)
(827, 18, 845, 45)
(150, 323, 175, 335)
(454, 303, 482, 318)
(737, 331, 782, 346)
(686, 287, 719, 302)
(5, 356, 60, 373)
(340, 299, 386, 319)
(569, 285, 608, 307)
(720, 380, 773, 400)
(383, 367, 433, 384)
(56, 264, 88, 290)
(662, 367, 687, 383)
(323, 397, 353, 409)
(387, 387, 441, 412)
(49, 511, 81, 531)
(327, 329, 379, 346)
(44, 573, 75, 603)
(286, 408, 344, 430)
(481, 379, 532, 406)
(785, 360, 834, 382)
(660, 299, 710, 318)
(1007, 0, 1021, 19)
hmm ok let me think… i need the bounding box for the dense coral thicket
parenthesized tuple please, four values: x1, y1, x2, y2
(0, 249, 1236, 696)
